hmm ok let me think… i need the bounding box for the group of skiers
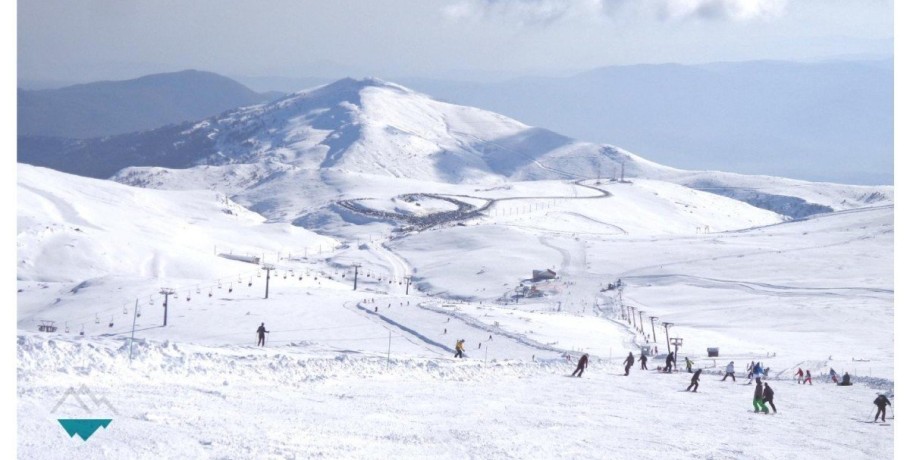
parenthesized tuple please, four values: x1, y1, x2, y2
(572, 352, 892, 420)
(252, 321, 891, 423)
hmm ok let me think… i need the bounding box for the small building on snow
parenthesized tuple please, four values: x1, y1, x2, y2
(532, 269, 557, 282)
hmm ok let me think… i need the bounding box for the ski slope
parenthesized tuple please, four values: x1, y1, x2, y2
(16, 139, 893, 457)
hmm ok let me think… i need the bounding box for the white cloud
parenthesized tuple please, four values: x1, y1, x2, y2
(443, 0, 605, 26)
(443, 0, 789, 24)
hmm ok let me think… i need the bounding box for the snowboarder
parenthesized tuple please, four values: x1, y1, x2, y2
(686, 369, 702, 392)
(838, 372, 853, 386)
(256, 322, 268, 346)
(624, 352, 635, 376)
(795, 368, 804, 384)
(722, 361, 736, 382)
(873, 394, 891, 422)
(685, 356, 694, 373)
(753, 378, 770, 414)
(665, 352, 674, 373)
(804, 369, 813, 385)
(454, 339, 465, 358)
(639, 353, 648, 370)
(572, 353, 589, 377)
(763, 383, 777, 413)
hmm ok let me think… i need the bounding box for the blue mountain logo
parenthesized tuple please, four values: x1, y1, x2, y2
(51, 385, 118, 442)
(57, 419, 112, 441)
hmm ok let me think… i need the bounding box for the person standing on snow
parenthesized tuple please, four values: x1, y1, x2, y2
(795, 368, 804, 384)
(829, 368, 839, 384)
(624, 352, 635, 376)
(722, 361, 736, 382)
(639, 353, 648, 370)
(454, 339, 465, 358)
(572, 353, 589, 377)
(685, 356, 694, 373)
(763, 383, 777, 413)
(748, 362, 764, 384)
(665, 352, 675, 373)
(804, 369, 813, 385)
(256, 322, 269, 346)
(686, 369, 702, 392)
(753, 378, 770, 413)
(873, 394, 891, 422)
(746, 361, 755, 380)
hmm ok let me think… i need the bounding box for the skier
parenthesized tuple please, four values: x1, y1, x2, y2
(665, 352, 674, 373)
(795, 368, 804, 384)
(639, 353, 648, 370)
(624, 352, 635, 376)
(686, 368, 702, 392)
(838, 372, 853, 386)
(454, 339, 465, 358)
(256, 322, 269, 346)
(763, 383, 777, 413)
(748, 362, 763, 384)
(753, 378, 770, 414)
(873, 394, 891, 422)
(571, 353, 589, 377)
(722, 361, 736, 382)
(746, 361, 755, 380)
(829, 368, 839, 384)
(804, 369, 813, 385)
(685, 356, 694, 373)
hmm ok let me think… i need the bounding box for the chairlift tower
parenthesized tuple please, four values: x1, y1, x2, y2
(261, 264, 275, 299)
(661, 322, 673, 354)
(159, 288, 176, 326)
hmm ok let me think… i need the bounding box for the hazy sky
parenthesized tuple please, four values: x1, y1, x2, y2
(18, 0, 893, 82)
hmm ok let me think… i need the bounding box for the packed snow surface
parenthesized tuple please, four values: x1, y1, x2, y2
(17, 161, 892, 458)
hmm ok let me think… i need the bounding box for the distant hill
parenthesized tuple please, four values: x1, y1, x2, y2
(399, 59, 894, 185)
(17, 70, 280, 138)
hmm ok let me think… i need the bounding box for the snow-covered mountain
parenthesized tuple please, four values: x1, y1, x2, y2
(19, 77, 892, 219)
(16, 78, 894, 458)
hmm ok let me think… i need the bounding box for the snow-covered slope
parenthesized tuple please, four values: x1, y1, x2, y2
(17, 163, 337, 285)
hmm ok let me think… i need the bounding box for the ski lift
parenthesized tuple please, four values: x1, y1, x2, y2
(196, 286, 201, 294)
(237, 275, 243, 283)
(208, 288, 213, 298)
(257, 271, 261, 278)
(186, 290, 191, 302)
(95, 314, 100, 324)
(137, 305, 142, 318)
(298, 275, 302, 281)
(123, 305, 128, 315)
(248, 277, 253, 287)
(228, 283, 233, 293)
(149, 296, 154, 305)
(218, 280, 222, 289)
(283, 272, 287, 279)
(79, 324, 84, 336)
(38, 320, 58, 332)
(65, 322, 70, 334)
(108, 316, 114, 328)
